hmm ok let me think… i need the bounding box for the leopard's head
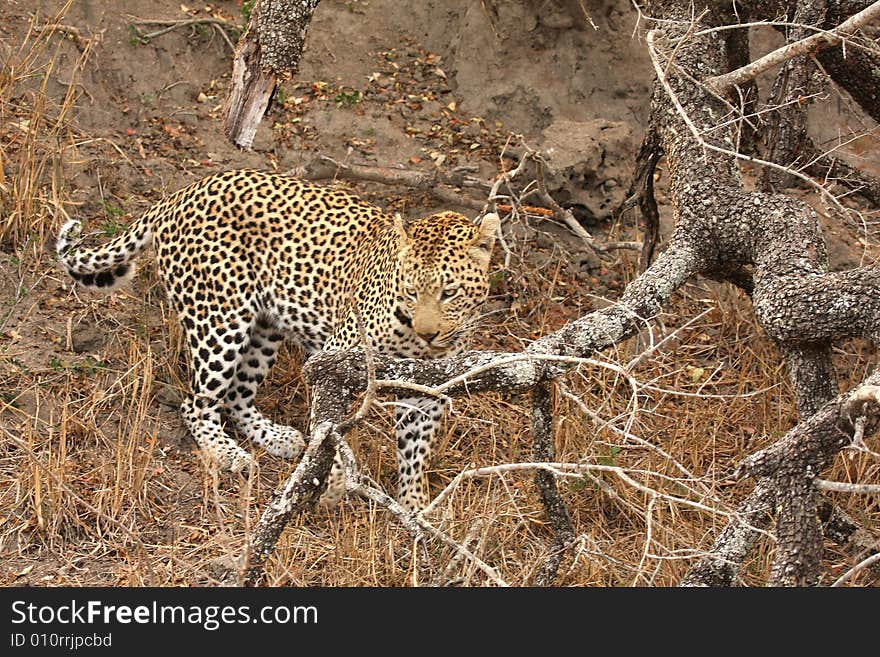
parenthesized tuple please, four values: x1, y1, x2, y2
(396, 211, 500, 355)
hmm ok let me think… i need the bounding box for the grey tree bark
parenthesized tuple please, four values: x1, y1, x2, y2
(735, 0, 880, 204)
(224, 0, 320, 149)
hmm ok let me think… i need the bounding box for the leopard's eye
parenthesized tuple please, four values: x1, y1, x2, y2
(440, 284, 460, 301)
(403, 284, 418, 301)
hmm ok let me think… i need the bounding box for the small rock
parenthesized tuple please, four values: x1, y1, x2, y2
(541, 10, 575, 30)
(579, 250, 603, 273)
(534, 234, 555, 250)
(71, 322, 104, 353)
(178, 113, 199, 128)
(208, 555, 241, 586)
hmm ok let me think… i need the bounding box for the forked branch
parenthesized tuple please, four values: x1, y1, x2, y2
(704, 1, 880, 94)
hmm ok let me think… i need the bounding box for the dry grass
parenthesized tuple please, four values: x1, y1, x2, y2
(1, 5, 878, 588)
(0, 1, 91, 255)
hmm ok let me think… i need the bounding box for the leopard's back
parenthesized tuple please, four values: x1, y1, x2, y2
(144, 170, 395, 352)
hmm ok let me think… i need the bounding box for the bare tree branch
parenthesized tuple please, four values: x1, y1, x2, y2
(831, 551, 880, 585)
(704, 1, 880, 94)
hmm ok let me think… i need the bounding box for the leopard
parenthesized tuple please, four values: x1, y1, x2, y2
(55, 169, 500, 511)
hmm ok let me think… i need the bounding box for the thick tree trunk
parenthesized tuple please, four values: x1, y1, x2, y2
(224, 0, 320, 149)
(758, 1, 825, 192)
(752, 0, 880, 202)
(643, 0, 880, 585)
(820, 0, 880, 122)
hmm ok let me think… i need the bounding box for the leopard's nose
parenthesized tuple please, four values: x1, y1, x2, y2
(417, 330, 439, 343)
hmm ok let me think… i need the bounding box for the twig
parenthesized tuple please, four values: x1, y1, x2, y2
(534, 155, 640, 253)
(530, 381, 574, 586)
(682, 19, 880, 58)
(831, 550, 880, 586)
(646, 28, 858, 220)
(556, 380, 715, 498)
(433, 519, 486, 586)
(340, 443, 509, 586)
(370, 351, 646, 403)
(424, 460, 739, 520)
(128, 17, 238, 51)
(815, 479, 880, 494)
(633, 494, 658, 585)
(483, 142, 534, 215)
(34, 22, 96, 50)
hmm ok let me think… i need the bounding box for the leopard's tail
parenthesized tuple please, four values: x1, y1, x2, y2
(56, 209, 155, 291)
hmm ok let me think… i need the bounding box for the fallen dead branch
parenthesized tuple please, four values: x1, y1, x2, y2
(287, 154, 488, 210)
(290, 150, 641, 257)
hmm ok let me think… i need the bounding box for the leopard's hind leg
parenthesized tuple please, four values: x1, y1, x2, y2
(224, 319, 305, 459)
(178, 308, 254, 472)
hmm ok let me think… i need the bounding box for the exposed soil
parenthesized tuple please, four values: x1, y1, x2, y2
(0, 0, 877, 586)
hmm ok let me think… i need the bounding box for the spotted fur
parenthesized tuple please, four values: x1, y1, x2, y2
(56, 169, 499, 510)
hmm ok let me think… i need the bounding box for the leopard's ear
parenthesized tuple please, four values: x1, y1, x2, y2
(477, 212, 500, 245)
(469, 212, 499, 267)
(393, 213, 409, 243)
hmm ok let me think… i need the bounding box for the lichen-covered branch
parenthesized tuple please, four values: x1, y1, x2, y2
(684, 373, 880, 586)
(748, 373, 880, 585)
(680, 480, 775, 586)
(299, 242, 701, 399)
(758, 1, 825, 192)
(528, 242, 702, 356)
(243, 378, 345, 586)
(736, 373, 880, 481)
(642, 0, 880, 585)
(819, 0, 880, 123)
